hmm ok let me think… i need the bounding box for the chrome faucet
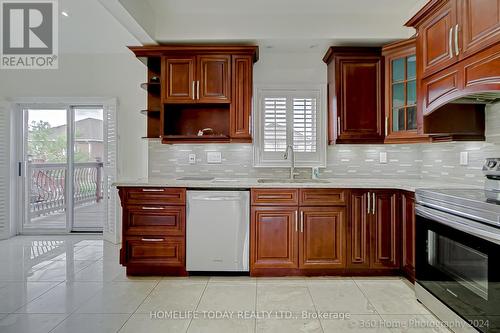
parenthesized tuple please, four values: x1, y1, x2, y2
(284, 145, 298, 180)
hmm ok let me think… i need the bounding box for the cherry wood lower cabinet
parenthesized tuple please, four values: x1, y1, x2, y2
(118, 187, 187, 276)
(250, 189, 347, 276)
(348, 190, 400, 273)
(250, 206, 299, 270)
(401, 191, 416, 282)
(299, 207, 346, 270)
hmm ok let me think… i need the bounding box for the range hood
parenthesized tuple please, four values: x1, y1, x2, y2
(450, 92, 500, 105)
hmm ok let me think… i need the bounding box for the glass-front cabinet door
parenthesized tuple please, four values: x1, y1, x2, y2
(391, 55, 417, 132)
(382, 38, 430, 143)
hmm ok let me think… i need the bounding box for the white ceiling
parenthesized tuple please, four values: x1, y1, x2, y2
(144, 0, 426, 51)
(56, 0, 428, 54)
(58, 0, 141, 53)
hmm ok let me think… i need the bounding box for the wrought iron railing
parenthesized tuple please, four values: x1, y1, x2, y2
(29, 162, 103, 218)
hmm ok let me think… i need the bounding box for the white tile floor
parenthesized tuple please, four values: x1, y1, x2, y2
(0, 235, 451, 333)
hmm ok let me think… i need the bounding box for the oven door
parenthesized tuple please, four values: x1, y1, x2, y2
(416, 205, 500, 333)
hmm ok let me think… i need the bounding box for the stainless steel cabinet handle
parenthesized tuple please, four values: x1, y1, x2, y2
(454, 24, 460, 56)
(141, 238, 164, 242)
(367, 192, 371, 214)
(142, 206, 165, 210)
(300, 211, 304, 232)
(295, 211, 298, 232)
(337, 117, 341, 137)
(142, 188, 164, 192)
(192, 81, 195, 100)
(449, 27, 454, 58)
(372, 193, 376, 215)
(196, 81, 200, 100)
(385, 116, 388, 136)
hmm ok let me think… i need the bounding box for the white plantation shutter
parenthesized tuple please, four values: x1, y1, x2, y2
(255, 88, 325, 167)
(293, 98, 317, 153)
(103, 99, 119, 244)
(263, 97, 287, 152)
(0, 100, 11, 239)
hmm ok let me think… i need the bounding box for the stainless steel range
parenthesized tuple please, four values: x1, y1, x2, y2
(415, 158, 500, 333)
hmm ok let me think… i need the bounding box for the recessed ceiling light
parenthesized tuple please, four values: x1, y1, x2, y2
(61, 11, 69, 17)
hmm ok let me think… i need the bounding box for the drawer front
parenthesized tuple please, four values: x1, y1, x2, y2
(299, 189, 347, 206)
(120, 188, 185, 205)
(125, 237, 185, 267)
(251, 189, 298, 206)
(123, 205, 185, 236)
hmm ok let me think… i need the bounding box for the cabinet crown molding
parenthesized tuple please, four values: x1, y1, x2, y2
(128, 45, 259, 62)
(405, 0, 444, 27)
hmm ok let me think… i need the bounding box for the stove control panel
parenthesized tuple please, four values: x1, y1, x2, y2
(483, 158, 500, 177)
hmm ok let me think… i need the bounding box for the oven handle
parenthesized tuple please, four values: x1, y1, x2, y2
(416, 205, 500, 245)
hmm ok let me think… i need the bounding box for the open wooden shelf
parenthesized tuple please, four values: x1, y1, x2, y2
(161, 135, 230, 144)
(140, 82, 161, 93)
(140, 109, 161, 115)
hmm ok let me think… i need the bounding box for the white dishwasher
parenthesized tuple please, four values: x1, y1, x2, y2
(186, 190, 249, 272)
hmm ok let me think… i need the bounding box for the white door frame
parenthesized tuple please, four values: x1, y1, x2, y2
(12, 97, 117, 237)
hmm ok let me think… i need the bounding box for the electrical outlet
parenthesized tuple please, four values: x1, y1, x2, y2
(460, 152, 469, 166)
(188, 154, 196, 164)
(379, 152, 388, 164)
(207, 151, 222, 164)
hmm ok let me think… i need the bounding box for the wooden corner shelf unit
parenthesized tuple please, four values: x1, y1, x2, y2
(130, 45, 258, 144)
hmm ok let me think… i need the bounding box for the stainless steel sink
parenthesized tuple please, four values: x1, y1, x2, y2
(176, 176, 214, 181)
(257, 178, 330, 184)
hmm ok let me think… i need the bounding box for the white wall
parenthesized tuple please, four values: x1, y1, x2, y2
(0, 53, 147, 181)
(254, 48, 327, 85)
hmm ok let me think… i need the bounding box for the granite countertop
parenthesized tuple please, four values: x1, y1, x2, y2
(113, 177, 482, 192)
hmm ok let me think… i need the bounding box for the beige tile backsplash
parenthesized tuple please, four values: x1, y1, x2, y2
(149, 103, 500, 185)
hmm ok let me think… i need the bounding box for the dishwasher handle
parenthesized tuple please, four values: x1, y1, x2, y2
(190, 196, 243, 201)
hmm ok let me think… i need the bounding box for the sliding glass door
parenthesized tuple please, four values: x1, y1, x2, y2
(72, 107, 105, 231)
(22, 105, 105, 232)
(24, 108, 69, 230)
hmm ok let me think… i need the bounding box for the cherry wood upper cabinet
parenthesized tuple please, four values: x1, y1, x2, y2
(230, 55, 253, 141)
(129, 45, 258, 144)
(323, 47, 384, 144)
(250, 206, 298, 270)
(164, 57, 196, 103)
(197, 55, 231, 103)
(164, 55, 230, 104)
(299, 207, 346, 270)
(382, 39, 432, 143)
(407, 0, 500, 78)
(370, 191, 400, 269)
(415, 0, 459, 78)
(460, 0, 500, 59)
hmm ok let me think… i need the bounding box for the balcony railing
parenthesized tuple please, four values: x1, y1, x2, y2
(29, 162, 103, 218)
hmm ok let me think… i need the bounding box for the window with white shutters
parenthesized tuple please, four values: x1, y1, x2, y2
(263, 97, 287, 152)
(254, 87, 326, 167)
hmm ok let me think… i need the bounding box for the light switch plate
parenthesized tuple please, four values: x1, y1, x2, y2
(379, 152, 388, 164)
(460, 152, 469, 166)
(207, 151, 222, 164)
(188, 154, 196, 164)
